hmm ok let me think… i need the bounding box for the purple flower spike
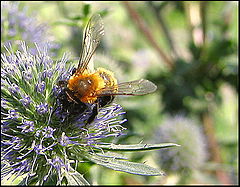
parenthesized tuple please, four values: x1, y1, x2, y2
(42, 126, 55, 138)
(7, 109, 19, 119)
(36, 103, 48, 114)
(34, 144, 45, 155)
(35, 130, 41, 137)
(48, 157, 68, 173)
(59, 133, 78, 146)
(17, 120, 34, 133)
(8, 83, 20, 94)
(1, 98, 8, 108)
(36, 81, 46, 93)
(23, 70, 32, 81)
(42, 69, 53, 79)
(20, 95, 32, 106)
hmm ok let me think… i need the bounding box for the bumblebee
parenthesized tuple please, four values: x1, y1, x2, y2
(57, 14, 157, 124)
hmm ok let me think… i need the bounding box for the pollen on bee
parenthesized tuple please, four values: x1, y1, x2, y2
(67, 67, 117, 104)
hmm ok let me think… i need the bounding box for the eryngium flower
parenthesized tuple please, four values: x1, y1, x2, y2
(1, 1, 59, 54)
(1, 42, 127, 185)
(154, 115, 208, 174)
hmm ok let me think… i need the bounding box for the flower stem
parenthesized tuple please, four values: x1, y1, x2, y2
(122, 1, 174, 70)
(147, 1, 179, 59)
(202, 111, 232, 184)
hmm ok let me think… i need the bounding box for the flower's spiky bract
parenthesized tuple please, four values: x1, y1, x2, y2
(1, 42, 127, 185)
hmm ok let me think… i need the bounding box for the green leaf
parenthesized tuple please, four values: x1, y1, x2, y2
(96, 151, 128, 160)
(84, 153, 165, 176)
(52, 20, 79, 27)
(95, 143, 180, 152)
(83, 4, 91, 16)
(68, 15, 83, 21)
(63, 166, 90, 186)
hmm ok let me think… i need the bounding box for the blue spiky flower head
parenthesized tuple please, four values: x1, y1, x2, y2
(154, 115, 208, 175)
(1, 42, 127, 185)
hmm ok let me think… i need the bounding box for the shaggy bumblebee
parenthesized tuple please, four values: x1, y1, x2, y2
(57, 14, 157, 124)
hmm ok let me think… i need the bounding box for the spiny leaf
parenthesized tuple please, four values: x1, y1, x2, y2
(95, 143, 180, 152)
(95, 151, 128, 160)
(63, 166, 90, 186)
(84, 153, 165, 176)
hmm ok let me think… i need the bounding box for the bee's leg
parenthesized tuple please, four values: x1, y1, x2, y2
(86, 103, 99, 124)
(86, 96, 115, 124)
(65, 89, 79, 104)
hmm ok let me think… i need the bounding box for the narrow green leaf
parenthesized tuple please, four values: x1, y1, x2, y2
(84, 153, 165, 176)
(52, 21, 79, 27)
(96, 143, 180, 152)
(68, 15, 83, 21)
(96, 151, 128, 160)
(64, 167, 90, 186)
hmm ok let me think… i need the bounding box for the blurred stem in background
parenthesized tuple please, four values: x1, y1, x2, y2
(147, 1, 180, 60)
(122, 1, 237, 184)
(201, 110, 232, 184)
(199, 1, 207, 45)
(122, 1, 174, 70)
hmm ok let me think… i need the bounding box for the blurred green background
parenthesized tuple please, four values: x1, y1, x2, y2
(2, 1, 238, 185)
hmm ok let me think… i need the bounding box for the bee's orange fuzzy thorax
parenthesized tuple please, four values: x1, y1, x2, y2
(67, 67, 117, 104)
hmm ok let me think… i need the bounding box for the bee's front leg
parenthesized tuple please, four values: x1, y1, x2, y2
(65, 89, 79, 104)
(86, 103, 99, 124)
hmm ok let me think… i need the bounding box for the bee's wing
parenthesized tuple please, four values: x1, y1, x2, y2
(95, 79, 157, 96)
(77, 14, 104, 74)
